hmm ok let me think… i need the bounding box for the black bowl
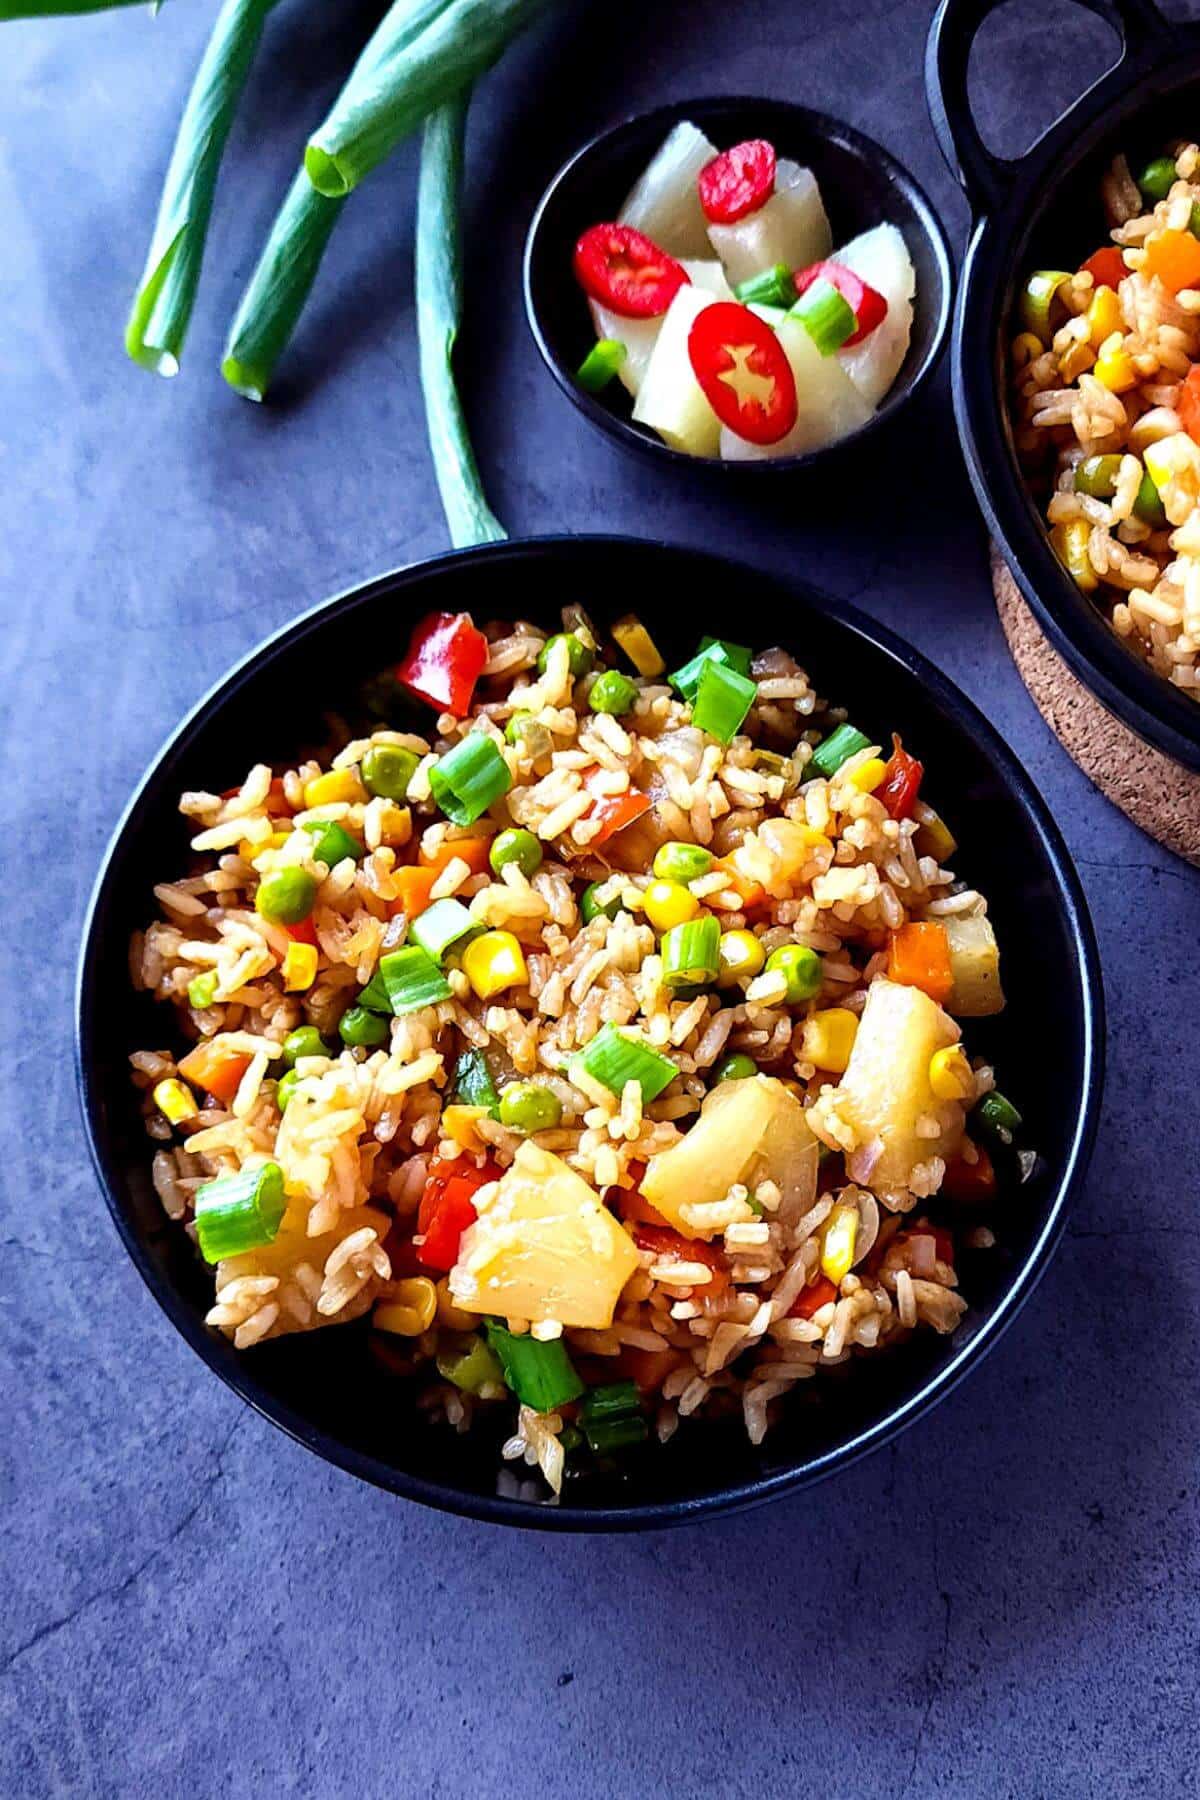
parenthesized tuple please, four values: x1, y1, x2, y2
(76, 537, 1103, 1530)
(927, 0, 1200, 771)
(523, 97, 953, 473)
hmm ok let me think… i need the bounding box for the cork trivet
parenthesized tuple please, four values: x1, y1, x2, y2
(991, 545, 1200, 867)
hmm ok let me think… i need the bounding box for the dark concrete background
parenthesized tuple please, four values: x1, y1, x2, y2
(2, 1, 1197, 1793)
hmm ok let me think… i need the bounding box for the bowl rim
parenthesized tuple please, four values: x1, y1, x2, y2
(75, 534, 1105, 1531)
(522, 94, 954, 476)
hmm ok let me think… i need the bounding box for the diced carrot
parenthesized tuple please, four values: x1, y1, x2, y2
(1179, 365, 1200, 443)
(389, 865, 440, 919)
(714, 856, 767, 913)
(1079, 246, 1127, 291)
(788, 1274, 838, 1319)
(418, 834, 492, 875)
(941, 1143, 997, 1202)
(887, 921, 954, 1006)
(1141, 228, 1200, 295)
(178, 1041, 252, 1104)
(267, 776, 294, 815)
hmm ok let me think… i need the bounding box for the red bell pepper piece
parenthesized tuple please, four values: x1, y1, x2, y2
(397, 612, 488, 717)
(635, 1225, 730, 1299)
(416, 1155, 501, 1271)
(941, 1143, 996, 1203)
(581, 765, 652, 846)
(876, 733, 924, 820)
(687, 302, 799, 445)
(698, 139, 776, 224)
(793, 259, 888, 345)
(788, 1274, 838, 1319)
(573, 223, 688, 319)
(1079, 246, 1127, 291)
(283, 916, 319, 947)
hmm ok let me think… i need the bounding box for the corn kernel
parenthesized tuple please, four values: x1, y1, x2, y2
(820, 1204, 859, 1284)
(1011, 331, 1044, 367)
(1094, 336, 1138, 392)
(442, 1103, 488, 1151)
(375, 1277, 438, 1337)
(1051, 519, 1099, 591)
(643, 879, 700, 932)
(1086, 284, 1123, 345)
(848, 756, 887, 793)
(462, 929, 528, 999)
(716, 927, 765, 986)
(801, 1007, 859, 1074)
(152, 1078, 198, 1125)
(303, 767, 364, 809)
(1058, 339, 1096, 382)
(929, 1044, 975, 1101)
(282, 942, 318, 992)
(436, 1277, 478, 1332)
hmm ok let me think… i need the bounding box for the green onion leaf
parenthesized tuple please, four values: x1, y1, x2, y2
(669, 637, 751, 702)
(791, 277, 857, 355)
(571, 1023, 677, 1104)
(429, 732, 512, 825)
(357, 966, 391, 1014)
(584, 1413, 649, 1456)
(452, 1048, 500, 1115)
(693, 658, 756, 743)
(0, 0, 161, 14)
(579, 1380, 640, 1424)
(301, 818, 365, 867)
(126, 0, 279, 377)
(379, 945, 452, 1015)
(222, 171, 346, 401)
(974, 1091, 1023, 1145)
(733, 263, 796, 309)
(661, 915, 720, 991)
(576, 339, 627, 393)
(809, 723, 872, 778)
(194, 1161, 286, 1264)
(436, 1333, 505, 1394)
(409, 896, 478, 961)
(484, 1321, 585, 1412)
(699, 636, 752, 675)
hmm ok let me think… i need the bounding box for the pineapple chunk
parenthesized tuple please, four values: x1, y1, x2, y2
(448, 1141, 638, 1329)
(641, 1074, 818, 1238)
(216, 1197, 390, 1339)
(632, 283, 723, 456)
(809, 979, 966, 1195)
(944, 914, 1005, 1017)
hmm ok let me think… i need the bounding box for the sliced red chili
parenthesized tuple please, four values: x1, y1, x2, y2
(416, 1156, 501, 1271)
(876, 733, 924, 820)
(397, 612, 488, 717)
(698, 138, 777, 224)
(573, 223, 688, 319)
(793, 259, 888, 345)
(687, 302, 798, 446)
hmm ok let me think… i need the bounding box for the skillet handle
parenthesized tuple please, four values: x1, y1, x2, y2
(924, 0, 1173, 214)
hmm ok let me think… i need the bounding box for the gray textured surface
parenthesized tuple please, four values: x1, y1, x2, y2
(2, 1, 1198, 1794)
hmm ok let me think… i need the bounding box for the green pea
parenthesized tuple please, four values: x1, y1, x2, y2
(1073, 454, 1123, 500)
(538, 632, 594, 679)
(489, 827, 543, 879)
(283, 1025, 330, 1067)
(254, 867, 318, 925)
(187, 970, 218, 1011)
(1138, 156, 1177, 203)
(361, 744, 419, 801)
(588, 669, 638, 716)
(338, 1005, 390, 1048)
(766, 943, 823, 1002)
(652, 841, 714, 883)
(497, 1082, 564, 1133)
(713, 1053, 757, 1084)
(1133, 467, 1167, 527)
(276, 1069, 301, 1112)
(580, 881, 621, 924)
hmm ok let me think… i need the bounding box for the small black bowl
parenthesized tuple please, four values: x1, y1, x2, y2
(523, 97, 953, 473)
(76, 537, 1103, 1531)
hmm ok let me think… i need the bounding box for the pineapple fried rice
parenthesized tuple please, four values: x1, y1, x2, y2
(130, 605, 1021, 1497)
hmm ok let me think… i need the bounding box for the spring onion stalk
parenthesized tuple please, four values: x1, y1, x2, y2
(379, 945, 452, 1014)
(669, 638, 750, 703)
(571, 1023, 677, 1105)
(416, 90, 506, 548)
(305, 0, 560, 200)
(974, 1091, 1023, 1145)
(0, 0, 156, 13)
(576, 339, 627, 393)
(409, 896, 477, 961)
(699, 636, 752, 675)
(791, 278, 856, 355)
(429, 732, 511, 825)
(357, 966, 391, 1013)
(809, 722, 871, 778)
(584, 1413, 648, 1455)
(126, 0, 279, 376)
(484, 1321, 584, 1412)
(579, 1381, 640, 1424)
(436, 1333, 504, 1395)
(302, 818, 364, 866)
(194, 1162, 286, 1264)
(734, 263, 796, 309)
(221, 170, 346, 400)
(693, 659, 756, 743)
(661, 915, 720, 991)
(452, 1048, 499, 1114)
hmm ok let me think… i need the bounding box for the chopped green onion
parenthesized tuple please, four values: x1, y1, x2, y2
(283, 1025, 330, 1066)
(791, 277, 856, 355)
(809, 723, 872, 778)
(1133, 468, 1167, 527)
(302, 818, 365, 867)
(577, 339, 627, 393)
(652, 841, 713, 883)
(558, 1423, 583, 1455)
(484, 1320, 585, 1412)
(1018, 269, 1072, 346)
(734, 263, 796, 309)
(1138, 156, 1177, 203)
(661, 915, 720, 991)
(378, 945, 452, 1015)
(429, 732, 512, 825)
(254, 867, 317, 925)
(187, 970, 219, 1011)
(452, 1048, 500, 1115)
(974, 1091, 1023, 1145)
(580, 881, 621, 925)
(693, 658, 756, 743)
(357, 966, 391, 1013)
(338, 1004, 390, 1048)
(362, 744, 420, 800)
(713, 1052, 757, 1083)
(699, 636, 752, 676)
(194, 1161, 286, 1264)
(579, 1380, 640, 1424)
(584, 1413, 649, 1456)
(588, 669, 639, 715)
(489, 827, 542, 877)
(497, 1082, 563, 1133)
(436, 1333, 505, 1395)
(571, 1023, 677, 1104)
(669, 637, 750, 702)
(538, 632, 593, 679)
(409, 896, 478, 961)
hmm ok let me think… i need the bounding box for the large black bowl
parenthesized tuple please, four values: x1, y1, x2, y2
(76, 538, 1103, 1530)
(523, 97, 953, 473)
(927, 0, 1200, 770)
